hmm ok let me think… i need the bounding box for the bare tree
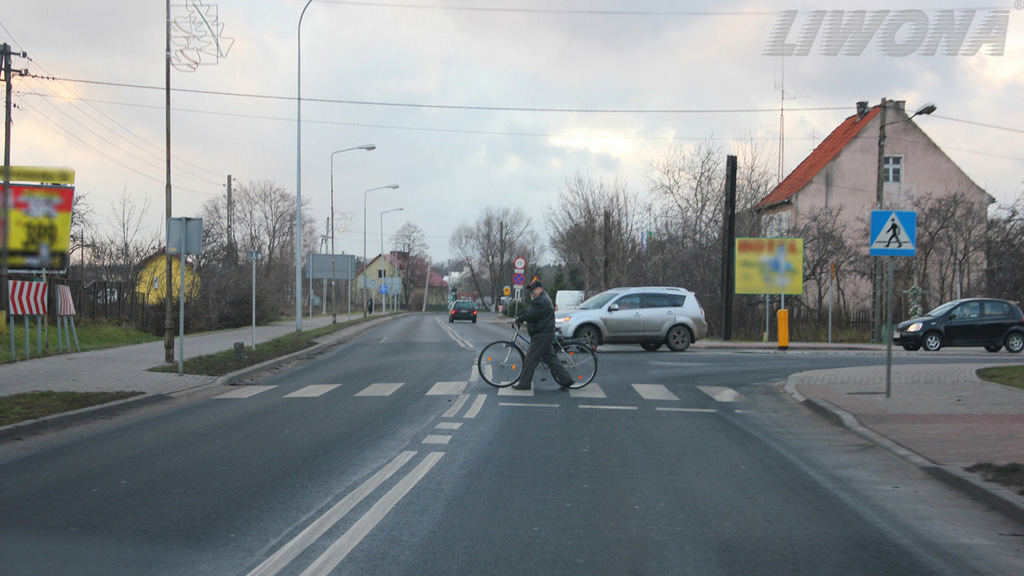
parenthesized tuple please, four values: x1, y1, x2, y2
(546, 173, 645, 293)
(392, 221, 429, 309)
(448, 207, 540, 308)
(92, 191, 160, 284)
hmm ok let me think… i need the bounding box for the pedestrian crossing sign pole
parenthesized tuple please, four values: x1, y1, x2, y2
(870, 210, 916, 398)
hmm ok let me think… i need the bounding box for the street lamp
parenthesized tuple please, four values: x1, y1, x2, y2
(380, 207, 403, 313)
(295, 0, 315, 332)
(363, 184, 400, 315)
(330, 144, 376, 323)
(873, 99, 936, 343)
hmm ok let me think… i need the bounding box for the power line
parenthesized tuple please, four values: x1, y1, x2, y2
(32, 74, 848, 115)
(317, 1, 774, 17)
(933, 114, 1024, 135)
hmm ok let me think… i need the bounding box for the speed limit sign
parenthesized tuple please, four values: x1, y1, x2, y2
(514, 256, 526, 270)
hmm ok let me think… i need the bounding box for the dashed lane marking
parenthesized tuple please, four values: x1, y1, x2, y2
(216, 386, 276, 399)
(355, 383, 404, 397)
(285, 385, 341, 398)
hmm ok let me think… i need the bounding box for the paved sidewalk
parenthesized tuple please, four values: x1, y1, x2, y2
(784, 364, 1024, 524)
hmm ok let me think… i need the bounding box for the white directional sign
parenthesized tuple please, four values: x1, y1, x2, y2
(870, 210, 916, 257)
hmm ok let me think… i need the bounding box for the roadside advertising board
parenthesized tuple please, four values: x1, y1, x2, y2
(734, 237, 804, 295)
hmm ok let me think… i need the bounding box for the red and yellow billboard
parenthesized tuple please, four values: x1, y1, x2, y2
(735, 238, 804, 295)
(2, 167, 76, 270)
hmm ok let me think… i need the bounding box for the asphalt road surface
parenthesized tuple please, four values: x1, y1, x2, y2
(1, 314, 1021, 575)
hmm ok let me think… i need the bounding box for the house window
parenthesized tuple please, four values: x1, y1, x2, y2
(377, 270, 385, 279)
(883, 156, 902, 183)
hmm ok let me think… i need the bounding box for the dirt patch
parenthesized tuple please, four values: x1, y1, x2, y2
(965, 462, 1024, 495)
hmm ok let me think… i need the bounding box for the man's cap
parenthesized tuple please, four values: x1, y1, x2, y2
(527, 280, 542, 289)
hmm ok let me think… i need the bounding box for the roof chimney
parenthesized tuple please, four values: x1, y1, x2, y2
(893, 100, 906, 111)
(856, 101, 869, 119)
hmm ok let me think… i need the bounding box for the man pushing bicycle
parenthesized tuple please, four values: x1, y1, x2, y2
(514, 280, 572, 390)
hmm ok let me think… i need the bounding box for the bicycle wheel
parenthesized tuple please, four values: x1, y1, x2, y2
(478, 341, 525, 387)
(559, 343, 597, 389)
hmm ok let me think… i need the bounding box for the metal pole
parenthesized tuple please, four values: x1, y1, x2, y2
(330, 157, 336, 323)
(828, 261, 834, 344)
(251, 255, 256, 348)
(164, 0, 175, 363)
(295, 0, 314, 332)
(885, 257, 894, 398)
(178, 224, 186, 376)
(873, 98, 888, 343)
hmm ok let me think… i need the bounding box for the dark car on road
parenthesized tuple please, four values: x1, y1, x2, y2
(893, 298, 1024, 353)
(449, 301, 477, 323)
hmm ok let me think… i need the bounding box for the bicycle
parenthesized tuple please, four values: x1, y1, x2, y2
(477, 322, 598, 389)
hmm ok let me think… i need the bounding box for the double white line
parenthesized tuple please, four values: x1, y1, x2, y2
(247, 451, 444, 576)
(436, 318, 474, 350)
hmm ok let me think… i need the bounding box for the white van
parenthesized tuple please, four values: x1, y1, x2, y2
(555, 290, 584, 312)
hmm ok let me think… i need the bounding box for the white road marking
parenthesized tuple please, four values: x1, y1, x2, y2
(569, 383, 606, 399)
(631, 384, 680, 401)
(244, 451, 416, 576)
(216, 386, 276, 399)
(436, 422, 462, 430)
(697, 386, 747, 403)
(355, 383, 404, 397)
(656, 407, 718, 413)
(579, 405, 638, 411)
(464, 394, 486, 418)
(498, 402, 560, 408)
(285, 385, 340, 398)
(422, 435, 451, 445)
(443, 394, 470, 418)
(435, 318, 474, 350)
(498, 386, 534, 397)
(298, 452, 445, 576)
(427, 381, 467, 395)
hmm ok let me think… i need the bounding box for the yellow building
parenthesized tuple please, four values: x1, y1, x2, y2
(135, 248, 201, 305)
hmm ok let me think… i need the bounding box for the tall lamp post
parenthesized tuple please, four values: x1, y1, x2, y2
(330, 144, 376, 323)
(364, 184, 399, 313)
(363, 184, 400, 316)
(873, 99, 936, 342)
(295, 0, 315, 332)
(380, 207, 403, 312)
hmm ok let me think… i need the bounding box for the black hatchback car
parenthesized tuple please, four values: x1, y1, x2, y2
(449, 301, 477, 323)
(893, 298, 1024, 353)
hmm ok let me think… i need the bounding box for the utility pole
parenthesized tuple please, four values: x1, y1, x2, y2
(721, 155, 737, 341)
(872, 97, 888, 344)
(226, 174, 236, 264)
(164, 0, 175, 364)
(2, 44, 28, 312)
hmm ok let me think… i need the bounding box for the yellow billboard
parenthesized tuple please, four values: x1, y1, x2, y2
(1, 184, 76, 270)
(735, 238, 804, 295)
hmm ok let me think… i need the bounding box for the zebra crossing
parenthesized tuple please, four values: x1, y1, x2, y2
(215, 381, 749, 406)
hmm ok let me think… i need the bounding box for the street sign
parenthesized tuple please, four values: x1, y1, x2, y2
(503, 286, 511, 296)
(514, 257, 526, 269)
(512, 273, 524, 286)
(870, 211, 916, 257)
(379, 284, 388, 295)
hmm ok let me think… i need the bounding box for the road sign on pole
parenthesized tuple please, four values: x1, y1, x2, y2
(870, 210, 916, 257)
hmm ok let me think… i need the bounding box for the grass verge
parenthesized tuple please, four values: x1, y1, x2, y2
(148, 315, 383, 377)
(1, 320, 160, 364)
(976, 365, 1024, 392)
(965, 463, 1024, 495)
(0, 391, 144, 427)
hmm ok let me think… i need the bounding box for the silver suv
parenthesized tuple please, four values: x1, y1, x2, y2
(554, 287, 707, 351)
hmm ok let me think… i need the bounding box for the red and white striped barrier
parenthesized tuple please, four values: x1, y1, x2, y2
(56, 284, 76, 316)
(8, 280, 48, 316)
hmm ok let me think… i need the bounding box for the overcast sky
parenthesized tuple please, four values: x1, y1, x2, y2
(3, 0, 1022, 263)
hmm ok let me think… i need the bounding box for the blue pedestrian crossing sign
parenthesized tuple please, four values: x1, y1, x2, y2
(870, 210, 916, 256)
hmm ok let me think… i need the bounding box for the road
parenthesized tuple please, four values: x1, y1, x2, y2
(1, 314, 1021, 575)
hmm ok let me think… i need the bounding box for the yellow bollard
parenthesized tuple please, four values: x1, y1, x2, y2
(777, 309, 789, 350)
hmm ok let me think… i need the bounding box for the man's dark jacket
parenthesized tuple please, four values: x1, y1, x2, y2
(517, 290, 556, 336)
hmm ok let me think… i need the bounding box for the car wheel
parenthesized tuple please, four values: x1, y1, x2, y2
(985, 344, 1003, 353)
(640, 342, 662, 352)
(665, 325, 693, 352)
(575, 325, 600, 349)
(922, 332, 942, 352)
(449, 318, 454, 323)
(472, 319, 477, 324)
(1005, 332, 1024, 354)
(902, 344, 921, 351)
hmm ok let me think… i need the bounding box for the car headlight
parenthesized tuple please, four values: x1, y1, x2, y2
(906, 322, 923, 333)
(555, 316, 571, 323)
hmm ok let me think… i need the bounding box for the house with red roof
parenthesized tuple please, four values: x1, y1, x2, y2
(754, 100, 992, 310)
(355, 251, 449, 311)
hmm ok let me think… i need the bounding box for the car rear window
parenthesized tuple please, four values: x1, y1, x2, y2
(983, 301, 1010, 317)
(643, 293, 685, 308)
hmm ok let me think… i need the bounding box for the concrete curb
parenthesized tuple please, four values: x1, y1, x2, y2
(782, 374, 1024, 526)
(0, 315, 399, 442)
(0, 393, 170, 442)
